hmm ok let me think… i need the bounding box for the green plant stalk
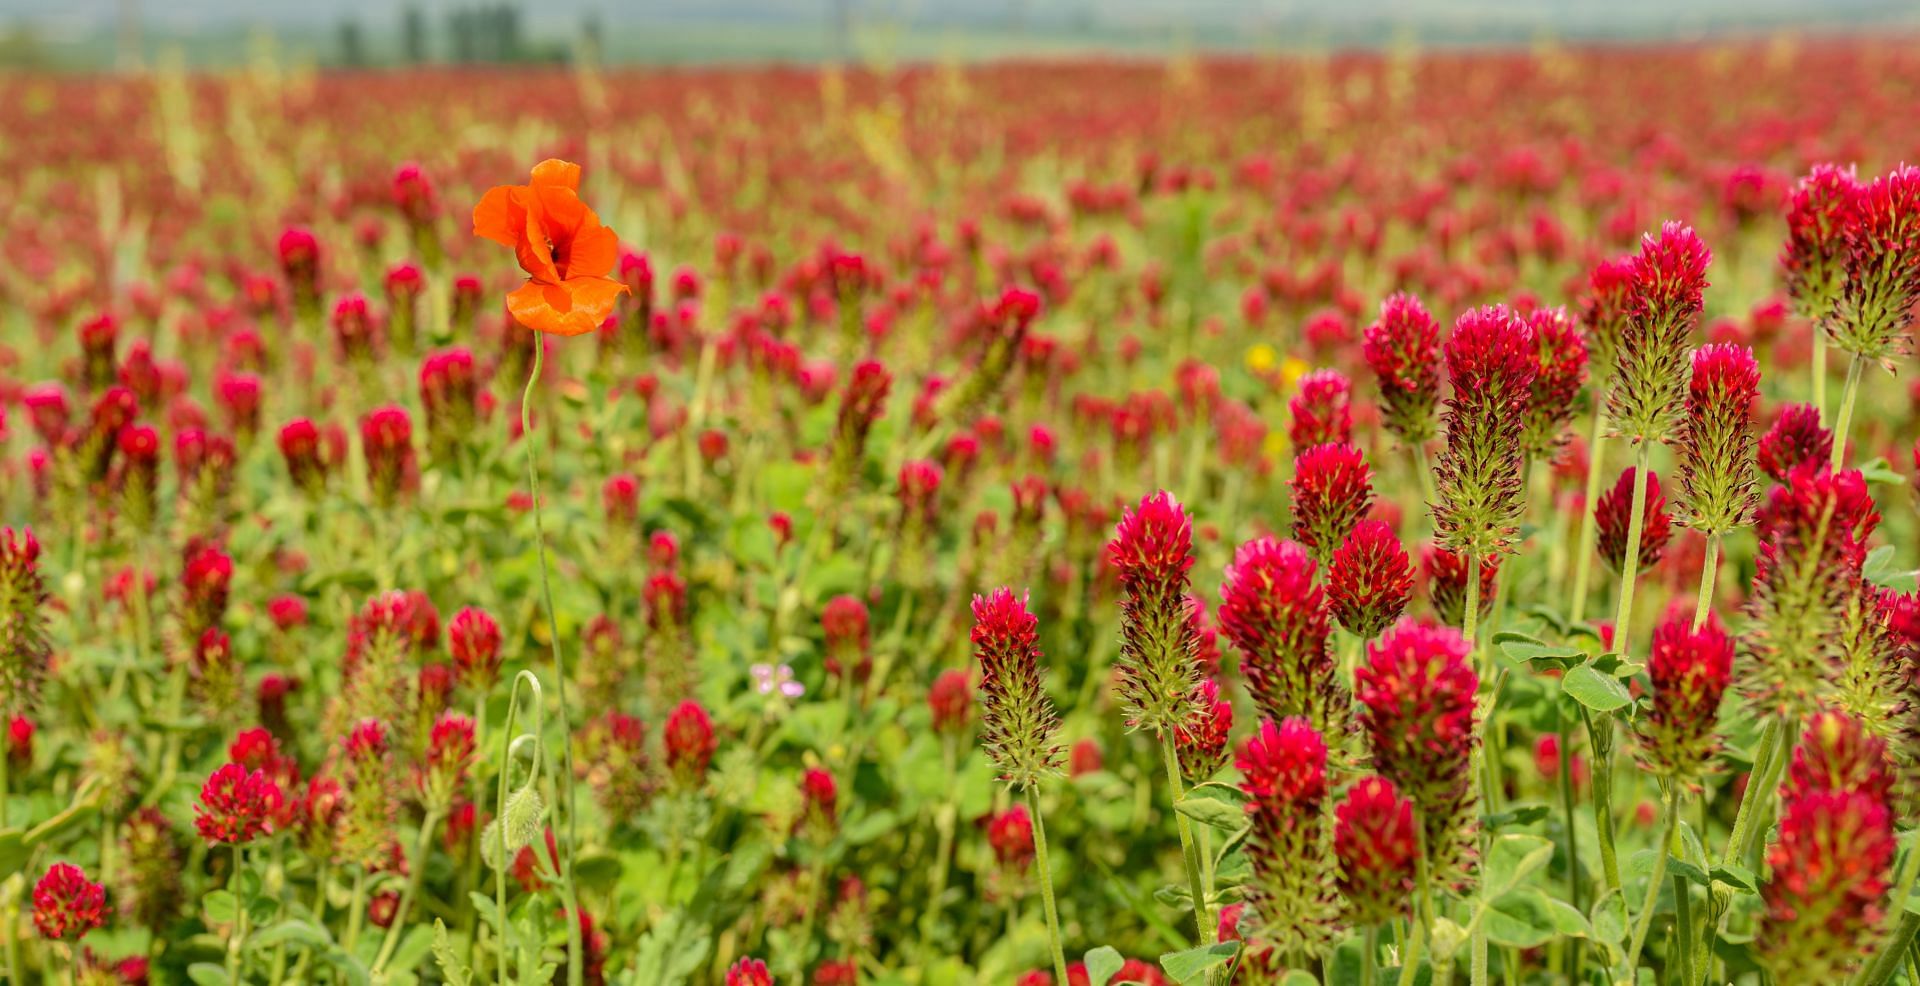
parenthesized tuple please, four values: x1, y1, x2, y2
(494, 672, 544, 985)
(1830, 354, 1864, 470)
(1672, 862, 1695, 986)
(1160, 738, 1214, 945)
(226, 843, 250, 983)
(1857, 914, 1920, 986)
(1557, 705, 1584, 984)
(1028, 786, 1070, 985)
(372, 809, 444, 972)
(1813, 331, 1829, 420)
(1625, 784, 1679, 969)
(1584, 708, 1622, 896)
(1692, 533, 1721, 630)
(1853, 848, 1920, 985)
(1363, 926, 1379, 986)
(1611, 443, 1654, 658)
(343, 866, 369, 955)
(519, 337, 588, 986)
(1721, 718, 1784, 870)
(1569, 399, 1608, 625)
(1464, 554, 1491, 986)
(919, 734, 961, 951)
(1412, 442, 1439, 528)
(1402, 813, 1438, 986)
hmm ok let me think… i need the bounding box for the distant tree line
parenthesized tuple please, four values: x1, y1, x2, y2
(336, 4, 579, 67)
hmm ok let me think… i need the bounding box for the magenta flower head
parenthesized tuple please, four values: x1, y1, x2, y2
(726, 957, 774, 986)
(1677, 343, 1760, 536)
(821, 594, 871, 682)
(1580, 254, 1638, 373)
(1334, 776, 1419, 927)
(970, 588, 1062, 790)
(1362, 292, 1443, 446)
(1290, 442, 1374, 564)
(419, 713, 477, 811)
(1610, 222, 1712, 446)
(1743, 464, 1879, 720)
(1235, 717, 1340, 959)
(1757, 711, 1896, 982)
(195, 762, 284, 845)
(1433, 306, 1538, 563)
(447, 606, 503, 691)
(1756, 403, 1833, 482)
(360, 405, 418, 506)
(1287, 369, 1353, 449)
(1639, 613, 1734, 784)
(1327, 520, 1413, 641)
(663, 700, 717, 789)
(1422, 544, 1499, 629)
(1175, 678, 1233, 781)
(31, 862, 106, 942)
(1596, 467, 1671, 574)
(1219, 537, 1345, 734)
(928, 668, 973, 736)
(1, 527, 50, 719)
(1781, 164, 1863, 322)
(830, 359, 892, 492)
(1355, 619, 1480, 884)
(1521, 306, 1589, 460)
(1829, 165, 1920, 369)
(1106, 491, 1199, 734)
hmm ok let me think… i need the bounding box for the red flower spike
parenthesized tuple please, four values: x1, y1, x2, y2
(1327, 520, 1414, 641)
(1596, 467, 1672, 574)
(1290, 442, 1374, 564)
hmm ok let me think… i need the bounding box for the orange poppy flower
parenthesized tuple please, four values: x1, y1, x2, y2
(472, 159, 629, 336)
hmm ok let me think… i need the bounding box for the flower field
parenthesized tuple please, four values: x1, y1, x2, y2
(1, 37, 1920, 986)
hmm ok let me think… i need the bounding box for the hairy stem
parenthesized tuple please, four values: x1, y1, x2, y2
(1569, 399, 1608, 625)
(1625, 784, 1679, 969)
(1692, 533, 1720, 631)
(1611, 443, 1653, 659)
(1028, 786, 1070, 985)
(1160, 737, 1213, 945)
(1830, 353, 1863, 470)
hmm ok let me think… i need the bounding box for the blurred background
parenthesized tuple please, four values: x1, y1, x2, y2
(0, 0, 1916, 70)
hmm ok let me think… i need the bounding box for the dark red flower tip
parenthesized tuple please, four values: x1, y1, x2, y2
(1595, 467, 1672, 573)
(1756, 403, 1834, 482)
(31, 861, 106, 942)
(1235, 716, 1329, 809)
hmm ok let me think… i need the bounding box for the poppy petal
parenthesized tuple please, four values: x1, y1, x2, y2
(472, 185, 526, 248)
(564, 222, 620, 280)
(529, 159, 582, 191)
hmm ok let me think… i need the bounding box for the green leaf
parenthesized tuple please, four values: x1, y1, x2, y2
(1483, 887, 1589, 947)
(1279, 972, 1319, 986)
(0, 830, 28, 878)
(843, 809, 898, 845)
(571, 849, 624, 892)
(250, 919, 331, 950)
(1083, 945, 1127, 986)
(1709, 863, 1756, 894)
(1859, 457, 1903, 486)
(1482, 804, 1550, 830)
(1483, 834, 1555, 898)
(1591, 888, 1628, 946)
(1499, 638, 1586, 671)
(325, 949, 372, 986)
(1174, 795, 1248, 833)
(432, 919, 474, 986)
(1561, 664, 1633, 713)
(1863, 545, 1919, 592)
(1158, 942, 1240, 984)
(186, 964, 232, 986)
(202, 889, 238, 926)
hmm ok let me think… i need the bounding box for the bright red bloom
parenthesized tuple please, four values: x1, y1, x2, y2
(1235, 717, 1340, 957)
(1595, 467, 1672, 573)
(1611, 222, 1712, 444)
(663, 700, 716, 787)
(447, 607, 503, 689)
(1355, 619, 1480, 883)
(1362, 292, 1442, 444)
(1641, 614, 1733, 782)
(1433, 305, 1538, 560)
(1334, 776, 1419, 926)
(1422, 545, 1499, 628)
(1290, 442, 1374, 563)
(195, 762, 284, 845)
(1327, 519, 1413, 640)
(971, 588, 1063, 789)
(472, 159, 630, 336)
(1781, 164, 1862, 321)
(1677, 343, 1761, 535)
(1831, 165, 1920, 367)
(1174, 678, 1233, 781)
(1522, 306, 1588, 458)
(821, 594, 871, 681)
(31, 862, 106, 941)
(1756, 403, 1833, 482)
(1757, 788, 1895, 982)
(801, 767, 838, 831)
(1787, 710, 1895, 804)
(1219, 537, 1339, 730)
(988, 803, 1036, 870)
(361, 405, 418, 505)
(1288, 369, 1353, 448)
(726, 958, 774, 986)
(1107, 491, 1199, 733)
(927, 668, 972, 735)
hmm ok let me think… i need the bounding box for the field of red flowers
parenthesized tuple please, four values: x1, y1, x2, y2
(1, 36, 1919, 986)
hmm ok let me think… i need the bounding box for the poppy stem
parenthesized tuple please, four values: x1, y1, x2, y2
(520, 335, 587, 986)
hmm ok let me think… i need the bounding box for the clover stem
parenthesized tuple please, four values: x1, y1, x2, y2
(1028, 785, 1070, 985)
(1611, 443, 1653, 661)
(1568, 399, 1608, 625)
(1160, 737, 1213, 946)
(1625, 784, 1678, 970)
(1830, 354, 1863, 470)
